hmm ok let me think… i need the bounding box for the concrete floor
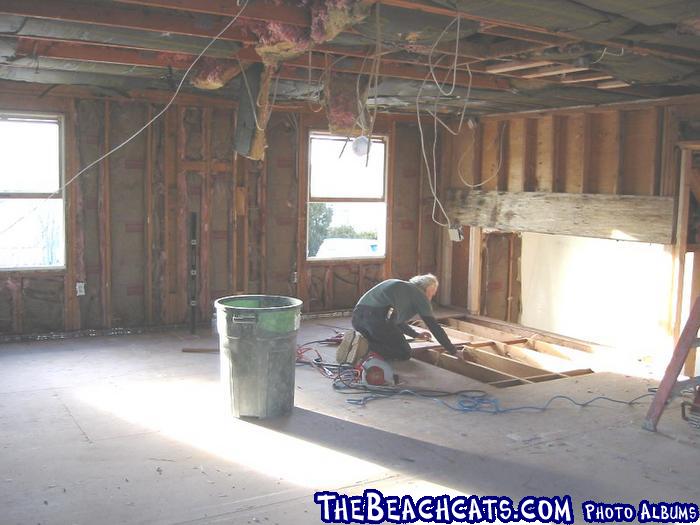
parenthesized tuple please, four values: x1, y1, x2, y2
(1, 318, 698, 525)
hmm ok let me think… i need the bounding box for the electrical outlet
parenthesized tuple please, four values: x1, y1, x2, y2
(448, 226, 464, 242)
(76, 282, 86, 296)
(291, 272, 298, 284)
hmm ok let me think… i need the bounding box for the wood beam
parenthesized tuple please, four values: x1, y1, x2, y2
(520, 65, 589, 79)
(560, 72, 614, 84)
(485, 60, 553, 74)
(466, 227, 482, 315)
(383, 1, 700, 64)
(0, 0, 252, 44)
(412, 347, 528, 385)
(447, 189, 675, 244)
(15, 37, 199, 70)
(237, 48, 512, 91)
(112, 0, 310, 27)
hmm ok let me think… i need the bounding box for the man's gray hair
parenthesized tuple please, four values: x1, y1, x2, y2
(409, 273, 439, 291)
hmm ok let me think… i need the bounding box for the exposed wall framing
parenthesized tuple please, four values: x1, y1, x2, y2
(0, 89, 244, 334)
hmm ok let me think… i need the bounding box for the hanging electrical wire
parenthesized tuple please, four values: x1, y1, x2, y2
(457, 121, 506, 189)
(414, 11, 479, 228)
(1, 0, 251, 237)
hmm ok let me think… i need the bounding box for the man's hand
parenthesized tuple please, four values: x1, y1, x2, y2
(414, 331, 432, 341)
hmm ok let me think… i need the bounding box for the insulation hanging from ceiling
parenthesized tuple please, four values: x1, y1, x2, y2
(323, 71, 369, 136)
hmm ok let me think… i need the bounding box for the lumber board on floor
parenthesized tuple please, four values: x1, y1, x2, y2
(487, 342, 583, 373)
(412, 348, 528, 386)
(445, 318, 529, 345)
(460, 347, 551, 378)
(464, 314, 598, 353)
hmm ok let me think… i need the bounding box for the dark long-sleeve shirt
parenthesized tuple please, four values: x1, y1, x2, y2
(357, 279, 456, 353)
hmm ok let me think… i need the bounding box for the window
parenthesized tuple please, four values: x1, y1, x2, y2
(0, 113, 65, 269)
(307, 133, 387, 260)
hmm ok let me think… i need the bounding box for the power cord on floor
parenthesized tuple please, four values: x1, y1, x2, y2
(297, 340, 657, 416)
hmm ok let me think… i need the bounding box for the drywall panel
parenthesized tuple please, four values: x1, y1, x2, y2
(520, 232, 673, 353)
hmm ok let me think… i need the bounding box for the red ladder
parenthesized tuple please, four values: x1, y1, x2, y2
(643, 297, 700, 431)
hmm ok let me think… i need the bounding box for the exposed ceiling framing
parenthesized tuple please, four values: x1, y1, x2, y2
(0, 0, 699, 115)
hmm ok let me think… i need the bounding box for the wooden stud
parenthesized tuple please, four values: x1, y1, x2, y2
(461, 346, 551, 378)
(176, 106, 189, 322)
(412, 348, 529, 385)
(145, 105, 154, 325)
(163, 106, 178, 323)
(523, 118, 537, 191)
(671, 149, 692, 343)
(615, 111, 625, 194)
(587, 111, 620, 194)
(467, 227, 482, 315)
(296, 115, 308, 309)
(485, 60, 553, 74)
(520, 65, 589, 79)
(534, 116, 554, 192)
(99, 100, 113, 328)
(65, 100, 83, 331)
(385, 122, 395, 281)
(506, 118, 525, 191)
(581, 113, 592, 194)
(200, 107, 212, 316)
(552, 115, 566, 192)
(465, 314, 597, 353)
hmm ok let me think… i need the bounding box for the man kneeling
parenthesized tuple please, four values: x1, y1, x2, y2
(338, 274, 457, 364)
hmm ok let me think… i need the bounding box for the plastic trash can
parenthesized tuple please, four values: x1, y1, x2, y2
(215, 295, 303, 418)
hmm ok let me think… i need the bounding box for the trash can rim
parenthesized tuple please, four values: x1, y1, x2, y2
(214, 294, 303, 312)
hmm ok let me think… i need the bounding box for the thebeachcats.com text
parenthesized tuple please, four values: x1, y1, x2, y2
(313, 490, 699, 524)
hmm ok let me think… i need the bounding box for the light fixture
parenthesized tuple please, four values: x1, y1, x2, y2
(352, 135, 370, 156)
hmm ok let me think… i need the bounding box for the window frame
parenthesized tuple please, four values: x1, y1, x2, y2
(306, 131, 389, 262)
(0, 111, 66, 272)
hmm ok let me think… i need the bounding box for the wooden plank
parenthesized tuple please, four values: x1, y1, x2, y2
(176, 106, 189, 322)
(671, 149, 692, 343)
(581, 114, 592, 194)
(65, 101, 82, 331)
(467, 226, 482, 315)
(145, 105, 154, 325)
(465, 314, 598, 353)
(480, 120, 502, 192)
(530, 340, 594, 366)
(488, 341, 585, 373)
(446, 318, 527, 344)
(461, 346, 551, 378)
(621, 109, 659, 196)
(520, 65, 589, 79)
(523, 118, 537, 192)
(412, 348, 528, 385)
(659, 108, 679, 198)
(99, 100, 112, 328)
(552, 115, 566, 192)
(534, 116, 554, 192)
(200, 107, 212, 317)
(386, 122, 396, 282)
(507, 118, 525, 192)
(485, 60, 553, 74)
(563, 115, 585, 194)
(615, 111, 625, 194)
(163, 106, 177, 324)
(588, 111, 620, 194)
(446, 189, 674, 243)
